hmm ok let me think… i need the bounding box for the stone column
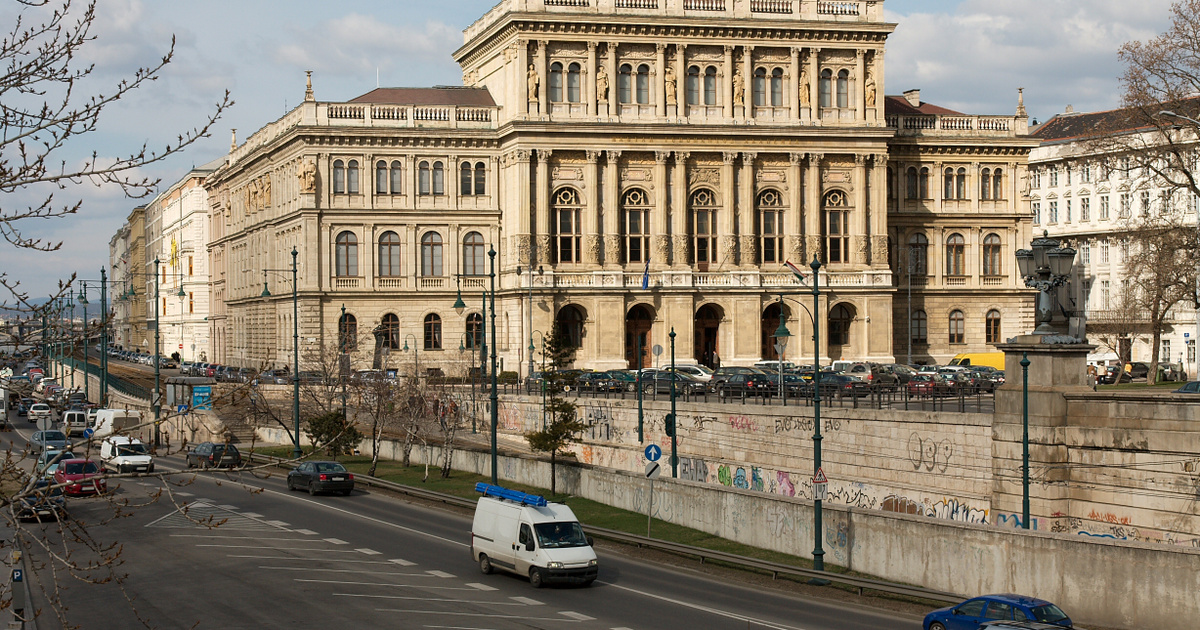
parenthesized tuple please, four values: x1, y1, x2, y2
(653, 151, 670, 266)
(871, 153, 889, 268)
(934, 160, 944, 208)
(788, 152, 804, 262)
(537, 40, 549, 116)
(447, 153, 459, 210)
(872, 49, 885, 123)
(790, 47, 801, 122)
(586, 42, 598, 117)
(667, 152, 688, 268)
(675, 44, 687, 117)
(805, 153, 823, 261)
(741, 45, 753, 120)
(403, 154, 415, 209)
(606, 43, 619, 117)
(739, 152, 757, 267)
(535, 149, 552, 266)
(514, 150, 532, 267)
(584, 150, 601, 264)
(971, 161, 981, 211)
(603, 151, 622, 267)
(854, 154, 868, 266)
(721, 152, 737, 262)
(518, 41, 530, 117)
(655, 44, 667, 118)
(808, 48, 820, 122)
(855, 49, 866, 122)
(722, 46, 734, 120)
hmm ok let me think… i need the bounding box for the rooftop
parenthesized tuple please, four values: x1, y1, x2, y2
(1031, 97, 1200, 144)
(349, 87, 496, 107)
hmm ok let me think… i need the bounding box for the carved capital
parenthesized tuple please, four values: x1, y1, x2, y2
(587, 41, 597, 51)
(585, 150, 600, 163)
(722, 151, 738, 165)
(607, 149, 621, 164)
(805, 235, 822, 262)
(536, 234, 552, 265)
(724, 45, 734, 55)
(672, 234, 690, 266)
(740, 236, 758, 266)
(721, 235, 739, 261)
(585, 235, 602, 265)
(676, 151, 690, 165)
(538, 149, 552, 164)
(655, 150, 670, 164)
(791, 46, 802, 57)
(743, 152, 757, 167)
(871, 235, 889, 265)
(855, 154, 868, 167)
(809, 153, 824, 168)
(516, 235, 532, 265)
(513, 149, 531, 163)
(653, 235, 670, 262)
(789, 152, 804, 167)
(604, 234, 622, 264)
(873, 153, 889, 167)
(656, 43, 667, 54)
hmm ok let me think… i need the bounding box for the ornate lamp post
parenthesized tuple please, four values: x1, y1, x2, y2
(1015, 231, 1077, 336)
(772, 301, 791, 406)
(259, 248, 302, 459)
(401, 333, 420, 380)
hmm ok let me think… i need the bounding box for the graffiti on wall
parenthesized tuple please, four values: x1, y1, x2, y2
(679, 457, 710, 483)
(908, 432, 953, 473)
(881, 494, 989, 524)
(774, 416, 845, 435)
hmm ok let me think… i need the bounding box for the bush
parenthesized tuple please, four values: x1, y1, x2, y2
(304, 412, 363, 457)
(498, 371, 519, 384)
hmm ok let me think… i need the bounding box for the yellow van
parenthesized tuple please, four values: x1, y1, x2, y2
(949, 352, 1005, 370)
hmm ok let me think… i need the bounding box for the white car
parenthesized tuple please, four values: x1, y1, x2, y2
(668, 364, 715, 382)
(28, 403, 52, 424)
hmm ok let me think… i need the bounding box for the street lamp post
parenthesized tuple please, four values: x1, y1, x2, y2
(809, 256, 828, 579)
(340, 304, 348, 422)
(517, 265, 544, 382)
(669, 327, 678, 478)
(773, 297, 791, 407)
(1021, 351, 1031, 530)
(488, 247, 499, 485)
(259, 248, 303, 459)
(402, 333, 420, 380)
(532, 330, 546, 429)
(636, 332, 645, 443)
(1015, 231, 1077, 336)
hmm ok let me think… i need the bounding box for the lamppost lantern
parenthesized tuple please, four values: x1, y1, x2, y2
(1030, 231, 1057, 272)
(1014, 249, 1034, 278)
(1047, 246, 1076, 278)
(1017, 230, 1078, 337)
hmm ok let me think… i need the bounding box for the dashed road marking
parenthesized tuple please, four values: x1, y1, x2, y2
(294, 528, 318, 535)
(266, 520, 290, 528)
(324, 538, 349, 545)
(377, 609, 586, 622)
(426, 570, 455, 578)
(175, 492, 193, 497)
(388, 558, 415, 566)
(356, 548, 381, 555)
(241, 512, 263, 518)
(217, 504, 239, 510)
(510, 596, 543, 606)
(334, 593, 530, 606)
(559, 612, 595, 621)
(204, 545, 364, 553)
(465, 583, 497, 591)
(227, 555, 411, 565)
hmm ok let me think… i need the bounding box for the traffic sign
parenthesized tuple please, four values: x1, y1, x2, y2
(644, 444, 662, 462)
(82, 428, 94, 438)
(814, 467, 828, 484)
(12, 568, 22, 582)
(178, 344, 183, 349)
(813, 467, 829, 502)
(652, 344, 663, 357)
(644, 461, 661, 480)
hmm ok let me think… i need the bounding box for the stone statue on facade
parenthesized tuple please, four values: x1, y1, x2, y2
(799, 68, 810, 107)
(527, 64, 540, 101)
(865, 72, 877, 107)
(733, 70, 745, 106)
(596, 65, 609, 102)
(664, 66, 677, 105)
(298, 159, 316, 193)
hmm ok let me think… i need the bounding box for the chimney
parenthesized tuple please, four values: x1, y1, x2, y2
(1065, 104, 1075, 114)
(1016, 87, 1027, 118)
(903, 89, 921, 107)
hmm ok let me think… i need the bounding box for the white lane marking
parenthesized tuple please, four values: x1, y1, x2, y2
(510, 596, 543, 606)
(227, 555, 411, 565)
(389, 558, 415, 566)
(465, 583, 496, 591)
(294, 528, 318, 535)
(241, 512, 263, 518)
(256, 486, 469, 548)
(426, 570, 455, 578)
(200, 545, 363, 553)
(356, 548, 381, 555)
(377, 609, 582, 623)
(217, 504, 239, 510)
(559, 612, 595, 621)
(137, 482, 154, 487)
(611, 627, 636, 630)
(423, 626, 502, 630)
(598, 580, 809, 630)
(175, 492, 194, 497)
(334, 593, 529, 606)
(324, 538, 349, 545)
(170, 534, 322, 542)
(266, 520, 290, 527)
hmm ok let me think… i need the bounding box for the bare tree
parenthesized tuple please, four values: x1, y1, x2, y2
(1088, 288, 1147, 369)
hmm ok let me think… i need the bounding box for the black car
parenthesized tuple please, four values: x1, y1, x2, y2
(710, 366, 766, 390)
(1100, 365, 1130, 384)
(287, 461, 355, 496)
(641, 370, 708, 395)
(605, 370, 639, 392)
(1126, 362, 1150, 380)
(799, 373, 868, 399)
(16, 479, 66, 522)
(298, 370, 328, 385)
(716, 373, 774, 398)
(1173, 381, 1200, 394)
(575, 371, 620, 393)
(17, 398, 33, 417)
(186, 442, 242, 469)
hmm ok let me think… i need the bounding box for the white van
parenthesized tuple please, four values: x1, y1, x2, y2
(92, 409, 142, 438)
(471, 484, 597, 588)
(61, 410, 88, 437)
(100, 436, 154, 473)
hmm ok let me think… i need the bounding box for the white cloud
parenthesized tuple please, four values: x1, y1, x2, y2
(271, 14, 461, 77)
(885, 0, 1176, 119)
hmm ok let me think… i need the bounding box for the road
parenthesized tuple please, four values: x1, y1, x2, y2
(3, 408, 924, 630)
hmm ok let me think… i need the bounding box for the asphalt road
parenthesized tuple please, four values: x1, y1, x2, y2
(2, 409, 924, 630)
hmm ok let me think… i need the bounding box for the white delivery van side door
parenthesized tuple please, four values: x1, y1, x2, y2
(512, 521, 540, 577)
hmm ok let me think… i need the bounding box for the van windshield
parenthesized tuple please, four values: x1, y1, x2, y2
(533, 522, 588, 549)
(117, 443, 148, 456)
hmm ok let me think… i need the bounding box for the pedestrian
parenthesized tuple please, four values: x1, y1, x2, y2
(712, 352, 721, 370)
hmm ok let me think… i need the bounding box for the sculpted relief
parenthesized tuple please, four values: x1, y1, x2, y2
(298, 158, 316, 193)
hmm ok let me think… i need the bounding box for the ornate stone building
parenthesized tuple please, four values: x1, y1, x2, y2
(203, 0, 1035, 374)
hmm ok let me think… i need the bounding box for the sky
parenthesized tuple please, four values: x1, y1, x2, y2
(0, 0, 1180, 299)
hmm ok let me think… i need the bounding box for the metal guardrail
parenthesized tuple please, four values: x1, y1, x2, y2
(247, 452, 961, 604)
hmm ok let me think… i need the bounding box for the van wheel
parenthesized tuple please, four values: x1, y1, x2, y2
(529, 567, 545, 588)
(478, 554, 493, 575)
(929, 624, 947, 630)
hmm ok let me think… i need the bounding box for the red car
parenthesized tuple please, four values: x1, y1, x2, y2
(53, 458, 107, 496)
(906, 374, 953, 398)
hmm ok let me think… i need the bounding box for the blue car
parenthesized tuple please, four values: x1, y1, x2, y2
(924, 594, 1072, 630)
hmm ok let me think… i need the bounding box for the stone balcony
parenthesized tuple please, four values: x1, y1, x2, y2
(887, 113, 1030, 138)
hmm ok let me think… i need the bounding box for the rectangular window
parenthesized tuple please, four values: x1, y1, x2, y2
(188, 292, 194, 314)
(1101, 280, 1111, 310)
(826, 210, 849, 264)
(1082, 164, 1091, 183)
(1080, 197, 1090, 222)
(1065, 167, 1071, 186)
(1100, 195, 1110, 220)
(1100, 240, 1110, 264)
(1140, 190, 1151, 216)
(1162, 339, 1171, 362)
(188, 256, 193, 276)
(1082, 279, 1092, 315)
(1049, 200, 1059, 223)
(1082, 241, 1091, 264)
(557, 208, 581, 264)
(1065, 199, 1072, 223)
(1188, 339, 1196, 364)
(1049, 167, 1058, 187)
(1032, 202, 1041, 225)
(1120, 193, 1131, 218)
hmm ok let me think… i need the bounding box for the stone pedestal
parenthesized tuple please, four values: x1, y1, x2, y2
(992, 337, 1095, 529)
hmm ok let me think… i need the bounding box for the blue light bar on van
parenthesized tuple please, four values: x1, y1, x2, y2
(474, 483, 548, 507)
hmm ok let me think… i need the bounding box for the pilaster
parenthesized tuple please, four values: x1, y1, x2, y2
(672, 151, 690, 267)
(603, 150, 622, 267)
(721, 152, 737, 259)
(586, 42, 598, 117)
(584, 150, 601, 265)
(536, 149, 552, 266)
(653, 151, 670, 266)
(739, 152, 757, 267)
(805, 153, 823, 261)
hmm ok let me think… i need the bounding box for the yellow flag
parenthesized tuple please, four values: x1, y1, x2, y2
(170, 237, 179, 267)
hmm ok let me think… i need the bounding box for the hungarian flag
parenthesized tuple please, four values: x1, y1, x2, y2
(785, 260, 807, 283)
(641, 259, 650, 290)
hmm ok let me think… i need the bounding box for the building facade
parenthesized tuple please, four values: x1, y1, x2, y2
(200, 0, 1035, 374)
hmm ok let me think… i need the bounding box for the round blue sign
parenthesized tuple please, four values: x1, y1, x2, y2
(82, 428, 94, 438)
(644, 444, 662, 462)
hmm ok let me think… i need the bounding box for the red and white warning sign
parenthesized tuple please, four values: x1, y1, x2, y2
(813, 467, 829, 502)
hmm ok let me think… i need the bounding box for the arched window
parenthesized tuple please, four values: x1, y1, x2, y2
(335, 231, 358, 277)
(567, 63, 581, 103)
(956, 167, 967, 200)
(466, 313, 483, 349)
(829, 304, 852, 345)
(622, 188, 650, 264)
(378, 231, 401, 277)
(390, 160, 403, 194)
(381, 313, 400, 350)
(618, 64, 632, 104)
(906, 167, 918, 200)
(333, 159, 346, 194)
(548, 62, 563, 103)
(986, 309, 1002, 344)
(376, 160, 388, 194)
(992, 168, 1004, 200)
(949, 310, 965, 344)
(462, 231, 485, 276)
(421, 232, 443, 276)
(919, 167, 930, 199)
(819, 69, 832, 108)
(474, 162, 486, 195)
(432, 161, 445, 195)
(347, 160, 359, 194)
(824, 190, 850, 264)
(945, 233, 965, 276)
(771, 68, 784, 107)
(690, 189, 718, 266)
(944, 167, 955, 199)
(908, 233, 929, 275)
(557, 305, 585, 348)
(686, 66, 700, 106)
(753, 67, 767, 107)
(339, 313, 358, 352)
(836, 69, 850, 108)
(758, 189, 784, 264)
(887, 167, 896, 201)
(418, 161, 431, 195)
(423, 313, 442, 350)
(704, 66, 717, 105)
(982, 233, 1002, 276)
(911, 309, 928, 344)
(636, 64, 650, 104)
(980, 168, 992, 200)
(555, 188, 582, 263)
(460, 162, 473, 196)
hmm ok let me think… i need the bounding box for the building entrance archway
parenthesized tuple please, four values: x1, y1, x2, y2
(694, 303, 723, 368)
(828, 302, 856, 361)
(761, 302, 791, 361)
(625, 304, 655, 369)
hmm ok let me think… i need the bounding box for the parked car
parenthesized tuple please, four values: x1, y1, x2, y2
(179, 361, 195, 376)
(297, 370, 328, 385)
(907, 374, 955, 398)
(845, 362, 900, 388)
(53, 458, 107, 496)
(186, 442, 242, 469)
(1100, 365, 1130, 384)
(16, 479, 66, 521)
(923, 594, 1073, 630)
(286, 461, 355, 496)
(667, 364, 714, 382)
(1125, 361, 1150, 380)
(575, 371, 620, 393)
(157, 356, 177, 369)
(1173, 381, 1200, 394)
(256, 369, 290, 385)
(716, 372, 774, 398)
(604, 370, 639, 392)
(980, 623, 1074, 630)
(642, 370, 708, 395)
(881, 363, 917, 384)
(798, 373, 869, 399)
